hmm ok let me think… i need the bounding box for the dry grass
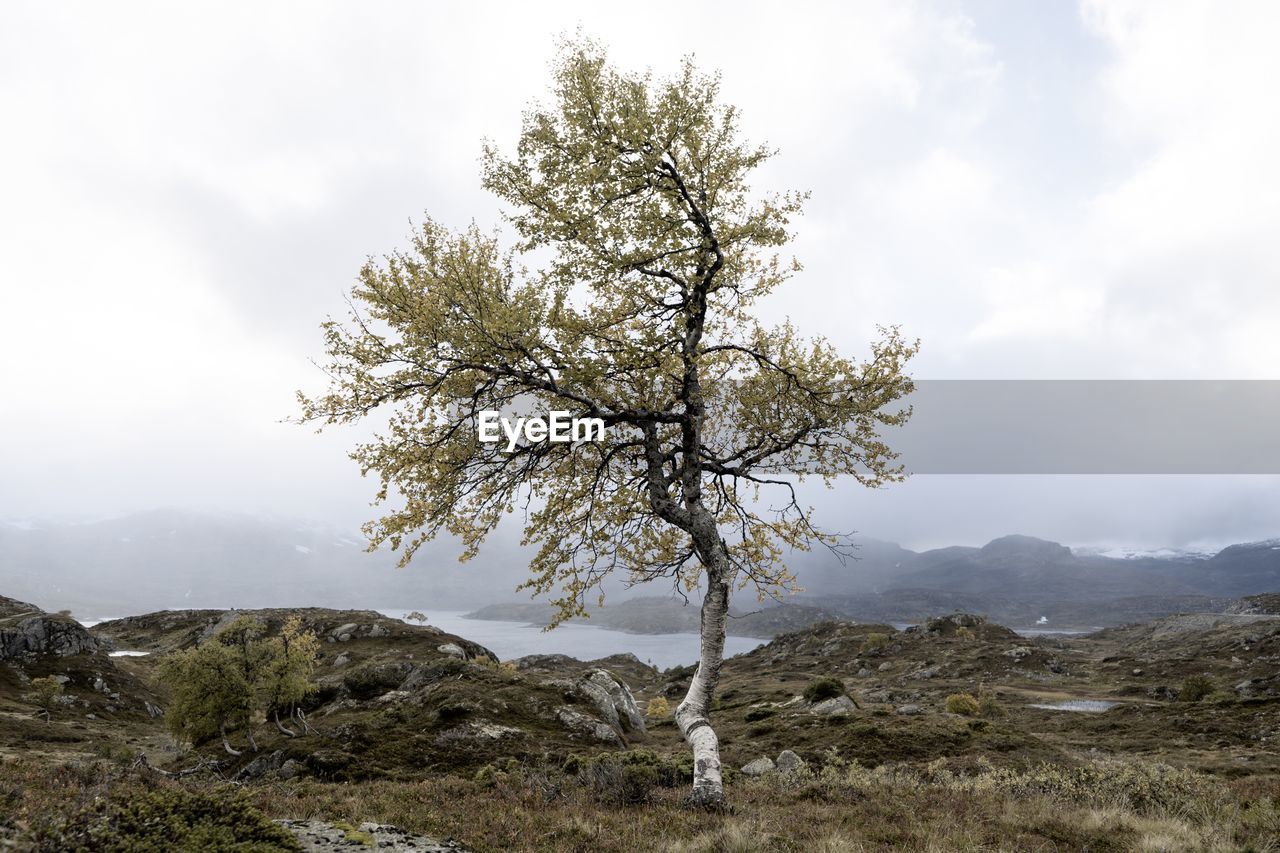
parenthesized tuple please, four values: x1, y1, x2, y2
(4, 754, 1276, 852)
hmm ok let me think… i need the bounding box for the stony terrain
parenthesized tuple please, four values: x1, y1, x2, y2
(2, 594, 1279, 850)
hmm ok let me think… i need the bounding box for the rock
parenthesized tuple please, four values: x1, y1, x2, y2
(93, 677, 108, 693)
(236, 750, 284, 781)
(741, 757, 775, 776)
(278, 758, 302, 780)
(342, 661, 413, 699)
(437, 643, 467, 659)
(433, 720, 525, 747)
(275, 820, 468, 852)
(577, 670, 646, 735)
(775, 750, 806, 774)
(330, 623, 358, 640)
(812, 695, 857, 716)
(1132, 668, 1144, 676)
(1235, 678, 1262, 697)
(857, 668, 873, 678)
(368, 623, 388, 638)
(877, 662, 892, 672)
(332, 654, 350, 667)
(513, 653, 579, 670)
(910, 666, 940, 680)
(1003, 646, 1034, 661)
(52, 674, 70, 684)
(1046, 659, 1066, 674)
(896, 704, 923, 715)
(1, 614, 101, 659)
(555, 707, 620, 744)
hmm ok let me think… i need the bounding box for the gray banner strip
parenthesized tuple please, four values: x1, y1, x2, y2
(888, 380, 1280, 474)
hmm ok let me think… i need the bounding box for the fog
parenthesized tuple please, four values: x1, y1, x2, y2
(3, 1, 1280, 564)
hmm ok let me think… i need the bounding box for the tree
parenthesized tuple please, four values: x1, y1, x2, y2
(298, 39, 915, 807)
(158, 615, 318, 754)
(159, 636, 254, 755)
(258, 615, 320, 736)
(27, 675, 64, 723)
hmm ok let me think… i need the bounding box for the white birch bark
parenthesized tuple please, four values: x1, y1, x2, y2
(675, 569, 730, 808)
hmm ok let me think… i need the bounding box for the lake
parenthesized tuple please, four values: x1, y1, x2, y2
(377, 609, 766, 670)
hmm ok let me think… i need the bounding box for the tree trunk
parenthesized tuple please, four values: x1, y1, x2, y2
(220, 722, 242, 756)
(274, 709, 296, 737)
(294, 707, 314, 735)
(675, 561, 731, 809)
(246, 725, 258, 752)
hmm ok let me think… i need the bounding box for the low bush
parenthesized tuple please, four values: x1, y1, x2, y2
(35, 786, 300, 852)
(803, 677, 845, 704)
(860, 633, 891, 653)
(1179, 675, 1215, 703)
(945, 693, 981, 716)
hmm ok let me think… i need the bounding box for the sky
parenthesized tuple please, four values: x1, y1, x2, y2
(2, 0, 1279, 551)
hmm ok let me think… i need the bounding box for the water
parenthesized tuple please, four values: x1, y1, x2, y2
(107, 650, 149, 657)
(378, 609, 766, 670)
(1028, 699, 1119, 713)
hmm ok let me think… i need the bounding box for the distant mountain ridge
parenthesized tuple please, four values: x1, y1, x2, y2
(3, 511, 1279, 628)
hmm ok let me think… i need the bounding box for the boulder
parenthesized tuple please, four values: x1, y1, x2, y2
(775, 750, 806, 774)
(437, 643, 467, 659)
(1, 614, 100, 659)
(236, 750, 284, 781)
(895, 704, 923, 716)
(555, 707, 620, 744)
(812, 695, 857, 716)
(577, 670, 646, 736)
(741, 757, 775, 776)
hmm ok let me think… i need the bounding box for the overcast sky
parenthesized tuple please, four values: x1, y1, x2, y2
(3, 1, 1279, 551)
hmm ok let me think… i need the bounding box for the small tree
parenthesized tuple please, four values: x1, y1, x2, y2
(258, 615, 320, 736)
(298, 39, 914, 806)
(157, 616, 303, 755)
(28, 675, 64, 723)
(159, 639, 254, 755)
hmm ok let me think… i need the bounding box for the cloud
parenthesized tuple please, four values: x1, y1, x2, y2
(1, 1, 1277, 548)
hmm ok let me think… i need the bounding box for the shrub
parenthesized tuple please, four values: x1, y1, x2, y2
(1179, 675, 1215, 702)
(37, 786, 301, 852)
(573, 750, 685, 805)
(475, 657, 519, 679)
(977, 692, 1006, 718)
(860, 633, 891, 653)
(954, 626, 975, 640)
(803, 677, 845, 704)
(645, 697, 671, 719)
(27, 676, 64, 722)
(945, 693, 981, 716)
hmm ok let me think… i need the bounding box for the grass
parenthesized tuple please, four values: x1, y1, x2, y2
(3, 754, 1277, 852)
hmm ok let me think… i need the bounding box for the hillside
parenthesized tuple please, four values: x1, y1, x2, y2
(3, 595, 1279, 849)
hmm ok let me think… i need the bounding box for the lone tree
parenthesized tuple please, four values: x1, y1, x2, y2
(299, 40, 915, 807)
(27, 675, 64, 723)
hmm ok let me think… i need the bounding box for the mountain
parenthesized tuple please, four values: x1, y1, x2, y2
(4, 510, 1280, 630)
(792, 534, 1280, 628)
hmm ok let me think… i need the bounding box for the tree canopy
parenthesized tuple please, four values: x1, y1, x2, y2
(299, 38, 915, 806)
